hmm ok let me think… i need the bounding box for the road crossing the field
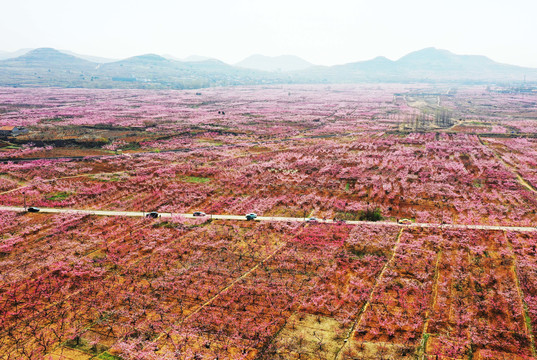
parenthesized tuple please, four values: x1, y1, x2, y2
(1, 205, 536, 232)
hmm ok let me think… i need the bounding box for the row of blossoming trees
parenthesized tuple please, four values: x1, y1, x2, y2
(2, 209, 537, 359)
(1, 131, 536, 227)
(1, 85, 535, 163)
(1, 84, 537, 359)
(0, 84, 407, 161)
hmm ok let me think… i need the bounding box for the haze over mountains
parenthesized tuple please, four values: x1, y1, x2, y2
(235, 55, 314, 72)
(0, 47, 535, 89)
(0, 49, 34, 61)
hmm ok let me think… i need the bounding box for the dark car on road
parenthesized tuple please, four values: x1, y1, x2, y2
(146, 211, 159, 218)
(27, 207, 40, 213)
(193, 211, 206, 217)
(246, 213, 257, 221)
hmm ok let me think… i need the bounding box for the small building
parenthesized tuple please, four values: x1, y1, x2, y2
(0, 126, 29, 137)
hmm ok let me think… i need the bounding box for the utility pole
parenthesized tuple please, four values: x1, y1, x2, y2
(443, 196, 446, 225)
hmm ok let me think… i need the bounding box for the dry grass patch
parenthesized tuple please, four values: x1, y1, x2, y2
(341, 339, 416, 359)
(270, 312, 347, 359)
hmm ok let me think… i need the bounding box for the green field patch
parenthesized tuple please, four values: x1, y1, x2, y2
(98, 352, 122, 360)
(181, 176, 211, 183)
(473, 179, 484, 188)
(334, 211, 360, 221)
(64, 335, 109, 355)
(46, 191, 73, 201)
(153, 221, 179, 229)
(121, 142, 141, 150)
(334, 208, 383, 222)
(196, 139, 224, 146)
(466, 120, 491, 126)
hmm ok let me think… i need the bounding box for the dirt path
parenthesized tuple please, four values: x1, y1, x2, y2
(505, 231, 537, 357)
(139, 229, 301, 355)
(334, 228, 405, 359)
(418, 250, 442, 359)
(153, 242, 288, 343)
(477, 135, 537, 195)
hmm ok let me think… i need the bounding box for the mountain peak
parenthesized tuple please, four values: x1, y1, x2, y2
(130, 54, 168, 62)
(6, 47, 96, 67)
(394, 47, 501, 74)
(371, 56, 393, 63)
(0, 47, 535, 87)
(23, 47, 76, 59)
(184, 55, 213, 62)
(112, 54, 172, 67)
(397, 47, 454, 63)
(26, 47, 62, 55)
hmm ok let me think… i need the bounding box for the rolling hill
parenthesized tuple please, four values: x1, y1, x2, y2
(0, 47, 535, 89)
(236, 54, 314, 72)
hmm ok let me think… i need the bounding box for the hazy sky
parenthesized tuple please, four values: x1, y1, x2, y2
(2, 0, 537, 67)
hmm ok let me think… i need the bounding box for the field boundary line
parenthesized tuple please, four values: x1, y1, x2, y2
(2, 220, 166, 356)
(504, 231, 536, 357)
(334, 227, 404, 360)
(134, 230, 300, 356)
(183, 242, 287, 323)
(35, 221, 200, 358)
(477, 135, 537, 195)
(419, 250, 442, 359)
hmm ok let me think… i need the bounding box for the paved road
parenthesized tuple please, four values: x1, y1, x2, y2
(1, 206, 535, 232)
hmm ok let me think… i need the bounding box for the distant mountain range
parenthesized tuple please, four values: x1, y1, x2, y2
(0, 48, 117, 63)
(235, 54, 314, 72)
(0, 47, 535, 89)
(0, 49, 34, 60)
(163, 54, 215, 62)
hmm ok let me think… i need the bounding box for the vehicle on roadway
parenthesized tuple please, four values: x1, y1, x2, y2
(306, 217, 319, 223)
(333, 218, 346, 224)
(193, 211, 206, 217)
(398, 218, 412, 225)
(146, 211, 159, 218)
(246, 213, 257, 220)
(27, 207, 40, 213)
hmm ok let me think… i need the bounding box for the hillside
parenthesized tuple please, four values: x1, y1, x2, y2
(301, 48, 536, 83)
(0, 47, 535, 88)
(0, 48, 32, 60)
(236, 54, 314, 72)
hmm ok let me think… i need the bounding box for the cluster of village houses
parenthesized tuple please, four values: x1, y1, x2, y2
(0, 126, 28, 137)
